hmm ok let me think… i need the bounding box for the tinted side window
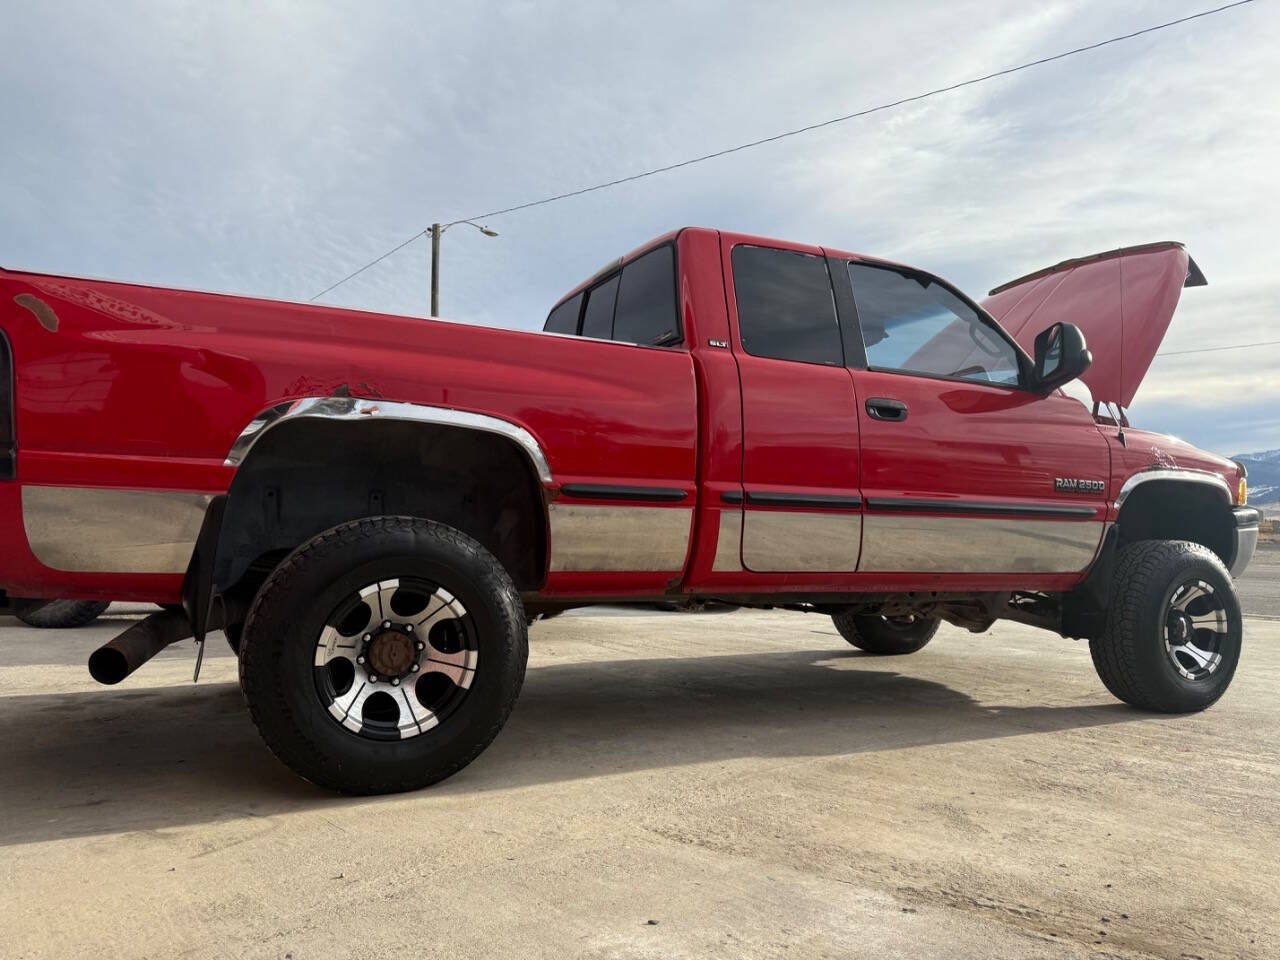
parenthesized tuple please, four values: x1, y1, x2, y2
(848, 263, 1021, 385)
(613, 246, 679, 346)
(580, 274, 620, 340)
(731, 246, 842, 365)
(543, 292, 583, 335)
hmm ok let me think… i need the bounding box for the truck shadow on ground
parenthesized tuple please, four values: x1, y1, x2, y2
(0, 647, 1139, 846)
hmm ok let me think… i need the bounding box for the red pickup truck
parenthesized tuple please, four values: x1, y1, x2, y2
(0, 228, 1259, 793)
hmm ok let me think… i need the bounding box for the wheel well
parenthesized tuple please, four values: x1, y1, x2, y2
(1115, 480, 1233, 566)
(211, 418, 548, 606)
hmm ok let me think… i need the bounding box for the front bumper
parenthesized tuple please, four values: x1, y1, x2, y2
(1229, 507, 1261, 578)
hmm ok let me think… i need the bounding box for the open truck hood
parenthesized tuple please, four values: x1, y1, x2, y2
(980, 242, 1206, 408)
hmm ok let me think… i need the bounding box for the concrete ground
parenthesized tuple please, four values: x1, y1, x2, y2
(1239, 540, 1280, 617)
(1, 603, 1278, 959)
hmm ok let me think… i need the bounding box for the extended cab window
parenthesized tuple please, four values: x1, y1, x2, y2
(732, 246, 842, 365)
(613, 246, 679, 346)
(847, 262, 1021, 385)
(542, 245, 681, 346)
(544, 293, 582, 335)
(580, 275, 620, 340)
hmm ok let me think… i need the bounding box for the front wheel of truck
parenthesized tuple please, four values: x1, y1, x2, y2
(239, 516, 528, 794)
(1089, 539, 1242, 713)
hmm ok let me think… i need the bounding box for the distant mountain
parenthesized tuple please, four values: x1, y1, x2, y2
(1234, 449, 1280, 508)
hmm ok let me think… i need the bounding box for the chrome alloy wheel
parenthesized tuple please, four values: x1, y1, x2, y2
(313, 578, 478, 740)
(1163, 578, 1229, 681)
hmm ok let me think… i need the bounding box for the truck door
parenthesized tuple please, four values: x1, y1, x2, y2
(835, 258, 1110, 574)
(722, 238, 863, 572)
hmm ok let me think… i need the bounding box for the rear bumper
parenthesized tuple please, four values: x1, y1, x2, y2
(1229, 507, 1261, 578)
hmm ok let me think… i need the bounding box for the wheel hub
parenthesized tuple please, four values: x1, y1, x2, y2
(366, 628, 416, 678)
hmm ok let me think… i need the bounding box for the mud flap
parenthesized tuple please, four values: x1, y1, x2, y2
(1060, 524, 1119, 639)
(182, 494, 227, 645)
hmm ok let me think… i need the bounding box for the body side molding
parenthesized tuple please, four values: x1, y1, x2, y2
(864, 497, 1096, 518)
(559, 484, 687, 502)
(225, 397, 554, 484)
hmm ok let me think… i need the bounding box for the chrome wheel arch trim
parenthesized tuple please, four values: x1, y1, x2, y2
(1114, 469, 1232, 510)
(224, 397, 553, 484)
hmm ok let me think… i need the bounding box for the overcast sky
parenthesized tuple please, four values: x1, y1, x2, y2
(2, 0, 1277, 455)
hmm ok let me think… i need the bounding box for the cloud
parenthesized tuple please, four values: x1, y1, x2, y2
(1, 0, 1276, 454)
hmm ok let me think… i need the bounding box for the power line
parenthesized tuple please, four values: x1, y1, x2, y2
(1155, 339, 1280, 358)
(309, 229, 426, 302)
(311, 0, 1255, 301)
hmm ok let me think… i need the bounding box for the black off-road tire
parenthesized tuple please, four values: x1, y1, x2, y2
(17, 600, 111, 629)
(832, 611, 940, 655)
(1089, 540, 1241, 713)
(239, 516, 528, 794)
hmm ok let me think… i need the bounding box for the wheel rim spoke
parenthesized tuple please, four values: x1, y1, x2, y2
(1169, 641, 1217, 671)
(314, 625, 357, 666)
(1171, 582, 1209, 612)
(398, 688, 440, 734)
(359, 579, 401, 627)
(328, 681, 372, 729)
(422, 646, 477, 689)
(414, 589, 463, 631)
(1189, 611, 1229, 633)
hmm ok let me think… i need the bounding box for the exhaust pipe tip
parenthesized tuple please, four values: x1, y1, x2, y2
(88, 646, 129, 685)
(87, 608, 194, 685)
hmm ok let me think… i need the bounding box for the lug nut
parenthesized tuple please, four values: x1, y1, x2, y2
(363, 634, 371, 641)
(415, 641, 424, 650)
(383, 621, 391, 628)
(410, 663, 419, 672)
(406, 624, 414, 632)
(368, 675, 378, 683)
(357, 656, 365, 664)
(391, 678, 400, 686)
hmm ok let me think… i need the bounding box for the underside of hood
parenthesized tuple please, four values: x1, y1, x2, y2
(980, 242, 1206, 408)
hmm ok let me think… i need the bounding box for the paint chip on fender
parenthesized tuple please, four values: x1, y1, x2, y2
(13, 293, 59, 332)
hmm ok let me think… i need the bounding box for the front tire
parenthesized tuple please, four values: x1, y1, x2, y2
(832, 611, 940, 655)
(239, 517, 528, 794)
(1089, 540, 1241, 713)
(17, 600, 111, 629)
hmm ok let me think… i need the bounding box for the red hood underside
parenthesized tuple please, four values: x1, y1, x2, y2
(980, 242, 1205, 408)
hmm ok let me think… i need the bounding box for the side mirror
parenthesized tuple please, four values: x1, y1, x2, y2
(1033, 321, 1092, 394)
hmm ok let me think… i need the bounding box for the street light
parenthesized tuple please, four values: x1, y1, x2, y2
(430, 220, 499, 316)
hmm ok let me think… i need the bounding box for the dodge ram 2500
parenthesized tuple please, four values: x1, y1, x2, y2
(0, 228, 1258, 793)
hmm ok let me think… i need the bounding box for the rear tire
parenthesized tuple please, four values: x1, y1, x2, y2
(17, 600, 111, 629)
(239, 516, 528, 794)
(832, 611, 939, 655)
(1089, 540, 1241, 713)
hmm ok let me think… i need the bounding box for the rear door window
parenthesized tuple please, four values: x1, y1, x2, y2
(613, 246, 679, 346)
(731, 246, 843, 365)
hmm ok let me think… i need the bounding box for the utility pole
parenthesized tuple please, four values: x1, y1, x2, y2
(428, 220, 497, 318)
(430, 223, 442, 316)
